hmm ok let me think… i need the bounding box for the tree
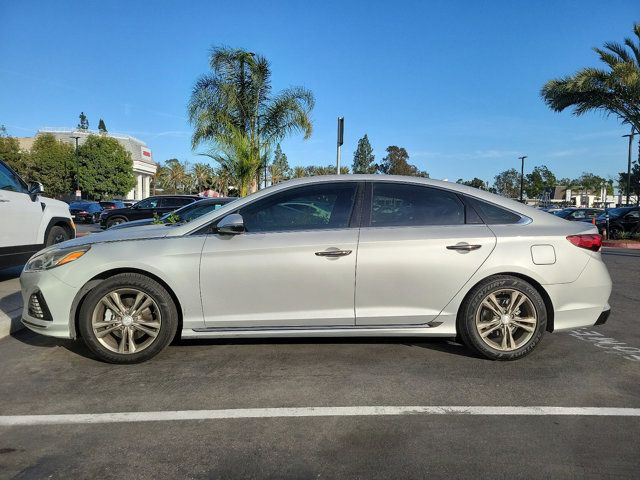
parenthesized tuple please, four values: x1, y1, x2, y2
(77, 112, 89, 130)
(292, 166, 306, 178)
(352, 134, 376, 174)
(204, 129, 263, 197)
(189, 47, 315, 193)
(619, 161, 640, 204)
(161, 159, 190, 194)
(77, 135, 135, 199)
(270, 143, 291, 184)
(98, 119, 108, 133)
(524, 165, 557, 199)
(304, 165, 349, 176)
(376, 146, 428, 177)
(493, 168, 521, 198)
(0, 130, 31, 178)
(541, 23, 640, 133)
(28, 134, 75, 198)
(573, 172, 613, 195)
(456, 177, 487, 189)
(192, 162, 215, 192)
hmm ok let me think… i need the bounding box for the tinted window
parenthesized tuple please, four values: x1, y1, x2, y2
(0, 161, 27, 193)
(569, 210, 586, 219)
(240, 183, 357, 233)
(625, 210, 640, 219)
(135, 198, 159, 209)
(466, 197, 522, 224)
(161, 197, 194, 208)
(370, 183, 464, 227)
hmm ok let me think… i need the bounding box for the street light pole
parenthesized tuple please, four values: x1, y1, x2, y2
(622, 126, 636, 206)
(518, 155, 527, 202)
(70, 135, 81, 199)
(336, 117, 344, 174)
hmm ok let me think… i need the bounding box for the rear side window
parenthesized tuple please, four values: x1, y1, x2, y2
(466, 196, 522, 224)
(161, 197, 194, 208)
(370, 183, 464, 227)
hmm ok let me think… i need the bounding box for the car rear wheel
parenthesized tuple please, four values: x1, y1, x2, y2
(78, 273, 178, 363)
(458, 275, 547, 360)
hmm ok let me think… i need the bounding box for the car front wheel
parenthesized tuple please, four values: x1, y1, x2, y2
(78, 273, 178, 363)
(45, 225, 70, 246)
(457, 275, 547, 360)
(106, 217, 127, 228)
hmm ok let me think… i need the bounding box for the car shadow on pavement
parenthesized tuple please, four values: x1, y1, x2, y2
(10, 329, 99, 359)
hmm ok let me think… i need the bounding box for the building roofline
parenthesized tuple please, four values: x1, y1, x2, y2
(38, 127, 148, 146)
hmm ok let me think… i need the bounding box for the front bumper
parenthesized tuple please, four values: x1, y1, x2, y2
(20, 269, 78, 339)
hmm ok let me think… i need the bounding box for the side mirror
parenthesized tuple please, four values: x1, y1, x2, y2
(28, 181, 44, 199)
(216, 213, 245, 235)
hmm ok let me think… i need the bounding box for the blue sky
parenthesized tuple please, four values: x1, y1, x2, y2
(1, 0, 638, 184)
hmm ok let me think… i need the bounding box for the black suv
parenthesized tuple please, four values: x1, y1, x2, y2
(99, 195, 200, 229)
(595, 206, 640, 238)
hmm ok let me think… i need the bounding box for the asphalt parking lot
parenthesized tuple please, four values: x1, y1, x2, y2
(0, 251, 638, 479)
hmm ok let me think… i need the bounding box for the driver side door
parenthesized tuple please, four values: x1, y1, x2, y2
(199, 181, 361, 328)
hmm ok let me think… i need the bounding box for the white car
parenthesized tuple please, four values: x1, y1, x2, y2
(19, 175, 612, 363)
(1, 158, 75, 269)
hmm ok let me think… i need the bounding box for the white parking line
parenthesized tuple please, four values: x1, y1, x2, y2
(1, 406, 640, 426)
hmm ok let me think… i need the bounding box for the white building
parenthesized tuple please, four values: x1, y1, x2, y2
(27, 128, 157, 200)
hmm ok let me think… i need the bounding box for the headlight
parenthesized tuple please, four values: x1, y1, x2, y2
(24, 245, 91, 272)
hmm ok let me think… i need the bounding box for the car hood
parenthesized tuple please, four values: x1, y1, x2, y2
(58, 223, 176, 248)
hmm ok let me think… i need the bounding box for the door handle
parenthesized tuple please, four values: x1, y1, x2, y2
(315, 249, 352, 257)
(446, 243, 482, 252)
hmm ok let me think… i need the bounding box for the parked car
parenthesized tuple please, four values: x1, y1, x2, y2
(20, 175, 611, 364)
(553, 207, 603, 222)
(69, 201, 103, 224)
(595, 206, 640, 238)
(107, 197, 236, 230)
(0, 158, 75, 269)
(99, 195, 200, 229)
(99, 200, 126, 210)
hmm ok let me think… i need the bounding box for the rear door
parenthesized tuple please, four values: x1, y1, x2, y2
(355, 181, 496, 326)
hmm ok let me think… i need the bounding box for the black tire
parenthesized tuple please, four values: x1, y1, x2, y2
(107, 217, 127, 228)
(457, 275, 547, 361)
(45, 225, 70, 247)
(608, 227, 621, 240)
(78, 273, 178, 364)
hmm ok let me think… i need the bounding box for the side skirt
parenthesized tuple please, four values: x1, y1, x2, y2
(182, 322, 456, 339)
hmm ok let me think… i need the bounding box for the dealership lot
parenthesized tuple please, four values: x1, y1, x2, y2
(0, 252, 638, 478)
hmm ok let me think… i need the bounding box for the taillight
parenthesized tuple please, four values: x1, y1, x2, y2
(566, 234, 602, 252)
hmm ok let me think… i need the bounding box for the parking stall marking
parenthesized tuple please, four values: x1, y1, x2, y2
(569, 328, 640, 362)
(1, 406, 640, 427)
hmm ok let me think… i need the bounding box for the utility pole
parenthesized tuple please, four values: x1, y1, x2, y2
(336, 117, 344, 174)
(622, 126, 636, 205)
(518, 155, 527, 202)
(70, 135, 81, 199)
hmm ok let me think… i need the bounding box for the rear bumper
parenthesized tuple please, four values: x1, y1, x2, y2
(594, 305, 611, 326)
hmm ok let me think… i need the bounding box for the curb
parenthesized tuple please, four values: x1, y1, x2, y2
(602, 241, 640, 250)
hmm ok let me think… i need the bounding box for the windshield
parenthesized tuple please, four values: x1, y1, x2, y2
(599, 207, 633, 219)
(160, 201, 230, 224)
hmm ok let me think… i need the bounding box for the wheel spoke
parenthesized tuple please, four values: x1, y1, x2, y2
(130, 292, 147, 314)
(500, 327, 508, 349)
(132, 297, 153, 317)
(127, 328, 137, 353)
(507, 328, 517, 349)
(96, 325, 121, 338)
(93, 321, 119, 329)
(482, 300, 502, 317)
(109, 292, 127, 314)
(101, 297, 122, 315)
(514, 317, 536, 324)
(512, 321, 534, 332)
(133, 323, 160, 338)
(118, 330, 126, 353)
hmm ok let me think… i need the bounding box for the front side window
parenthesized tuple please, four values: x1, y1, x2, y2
(370, 183, 464, 227)
(0, 161, 27, 193)
(240, 183, 357, 233)
(569, 210, 586, 220)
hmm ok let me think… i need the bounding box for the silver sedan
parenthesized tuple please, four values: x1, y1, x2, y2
(20, 175, 612, 363)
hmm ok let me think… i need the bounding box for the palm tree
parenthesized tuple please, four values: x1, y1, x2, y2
(164, 159, 188, 194)
(292, 166, 306, 178)
(192, 162, 215, 193)
(201, 128, 265, 197)
(188, 47, 314, 195)
(541, 23, 640, 132)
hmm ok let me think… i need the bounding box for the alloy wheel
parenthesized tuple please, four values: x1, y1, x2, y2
(474, 288, 537, 351)
(91, 288, 162, 354)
